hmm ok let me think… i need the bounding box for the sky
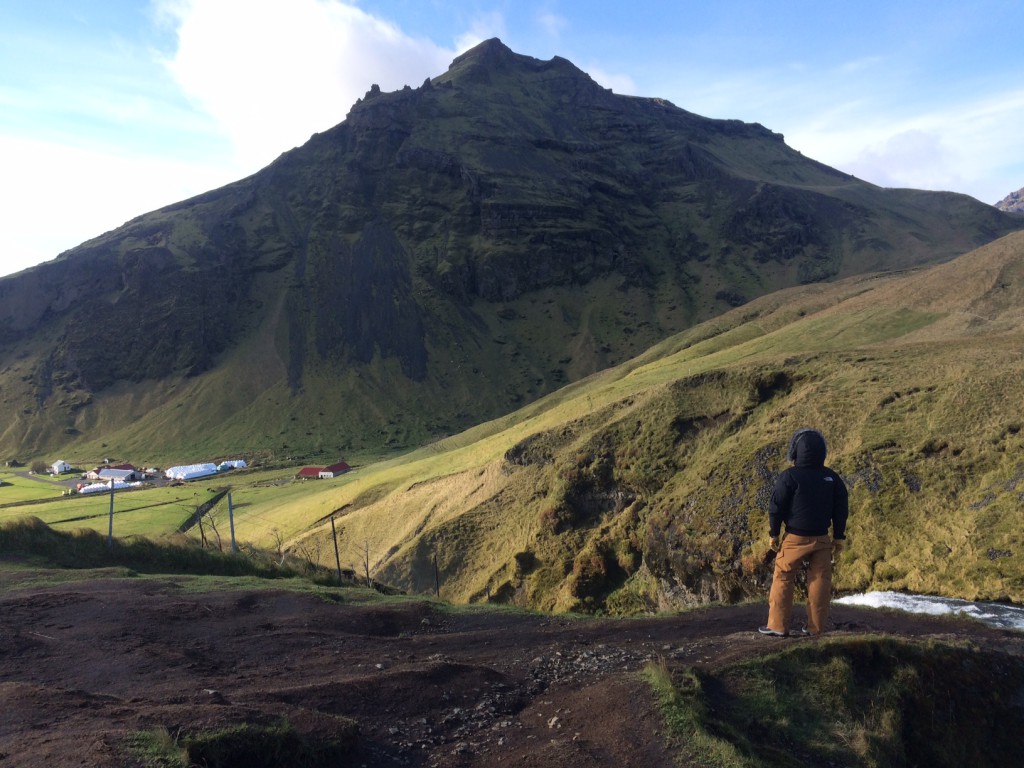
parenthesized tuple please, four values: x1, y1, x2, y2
(2, 0, 1023, 278)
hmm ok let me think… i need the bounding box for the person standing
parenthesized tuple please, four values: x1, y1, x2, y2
(759, 428, 849, 637)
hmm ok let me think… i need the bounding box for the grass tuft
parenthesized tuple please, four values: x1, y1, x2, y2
(125, 727, 188, 768)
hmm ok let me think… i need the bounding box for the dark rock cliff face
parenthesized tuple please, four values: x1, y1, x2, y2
(1, 38, 1021, 456)
(295, 219, 427, 385)
(1, 220, 253, 391)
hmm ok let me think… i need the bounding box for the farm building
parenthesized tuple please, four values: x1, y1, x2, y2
(87, 464, 138, 482)
(165, 463, 219, 481)
(296, 467, 323, 479)
(319, 462, 351, 479)
(98, 467, 138, 482)
(51, 460, 71, 475)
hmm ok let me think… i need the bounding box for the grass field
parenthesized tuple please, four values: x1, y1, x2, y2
(0, 472, 65, 504)
(0, 464, 356, 544)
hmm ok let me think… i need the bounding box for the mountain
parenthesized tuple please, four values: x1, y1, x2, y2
(260, 231, 1024, 613)
(996, 186, 1024, 212)
(1, 38, 1021, 463)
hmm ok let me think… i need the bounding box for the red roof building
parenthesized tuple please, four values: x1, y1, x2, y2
(297, 466, 324, 479)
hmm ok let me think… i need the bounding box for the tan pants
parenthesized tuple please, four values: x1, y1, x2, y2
(766, 534, 833, 635)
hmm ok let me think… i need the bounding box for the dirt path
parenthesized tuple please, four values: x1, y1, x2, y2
(1, 575, 1021, 767)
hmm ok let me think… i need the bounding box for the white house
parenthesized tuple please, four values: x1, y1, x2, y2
(51, 460, 71, 475)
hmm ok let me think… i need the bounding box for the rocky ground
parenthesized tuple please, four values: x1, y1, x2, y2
(1, 572, 1022, 767)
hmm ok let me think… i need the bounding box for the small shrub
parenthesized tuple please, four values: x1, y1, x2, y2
(125, 727, 188, 767)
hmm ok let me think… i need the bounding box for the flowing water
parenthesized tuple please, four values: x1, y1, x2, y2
(835, 591, 1024, 631)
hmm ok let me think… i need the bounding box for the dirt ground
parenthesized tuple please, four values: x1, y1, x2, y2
(2, 573, 1022, 768)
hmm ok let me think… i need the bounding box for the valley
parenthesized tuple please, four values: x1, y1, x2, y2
(5, 231, 1024, 616)
(3, 36, 1024, 766)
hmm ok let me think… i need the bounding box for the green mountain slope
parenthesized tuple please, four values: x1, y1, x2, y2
(267, 231, 1024, 612)
(1, 39, 1020, 463)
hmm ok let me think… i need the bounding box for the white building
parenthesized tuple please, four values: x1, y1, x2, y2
(165, 463, 219, 481)
(51, 460, 71, 475)
(318, 462, 351, 479)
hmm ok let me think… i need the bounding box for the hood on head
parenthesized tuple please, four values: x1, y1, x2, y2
(787, 428, 827, 466)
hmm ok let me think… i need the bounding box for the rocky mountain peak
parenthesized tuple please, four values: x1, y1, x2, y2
(995, 186, 1024, 213)
(449, 37, 517, 67)
(441, 37, 593, 89)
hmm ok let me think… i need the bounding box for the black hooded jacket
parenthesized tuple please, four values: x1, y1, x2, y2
(768, 429, 849, 538)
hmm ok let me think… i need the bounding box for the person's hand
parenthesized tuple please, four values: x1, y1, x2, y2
(832, 539, 846, 556)
(769, 536, 781, 552)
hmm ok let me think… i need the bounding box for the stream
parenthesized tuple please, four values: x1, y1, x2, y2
(835, 591, 1024, 631)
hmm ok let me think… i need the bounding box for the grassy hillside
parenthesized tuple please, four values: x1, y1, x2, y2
(251, 230, 1017, 612)
(7, 230, 1003, 613)
(6, 233, 1022, 612)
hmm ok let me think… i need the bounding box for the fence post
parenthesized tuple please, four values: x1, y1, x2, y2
(363, 541, 371, 588)
(227, 492, 238, 554)
(107, 480, 115, 549)
(433, 553, 440, 597)
(331, 517, 342, 585)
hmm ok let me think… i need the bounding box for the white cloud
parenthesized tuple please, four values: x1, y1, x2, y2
(785, 86, 1024, 202)
(845, 130, 959, 191)
(159, 0, 457, 173)
(536, 11, 568, 38)
(0, 134, 233, 277)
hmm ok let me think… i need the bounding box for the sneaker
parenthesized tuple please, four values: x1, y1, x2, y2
(795, 626, 811, 636)
(757, 626, 787, 637)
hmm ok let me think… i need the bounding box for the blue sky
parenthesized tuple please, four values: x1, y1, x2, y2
(2, 0, 1022, 278)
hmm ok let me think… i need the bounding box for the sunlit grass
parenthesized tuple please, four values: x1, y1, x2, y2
(0, 471, 65, 503)
(0, 484, 217, 535)
(7, 235, 1024, 613)
(131, 238, 1024, 609)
